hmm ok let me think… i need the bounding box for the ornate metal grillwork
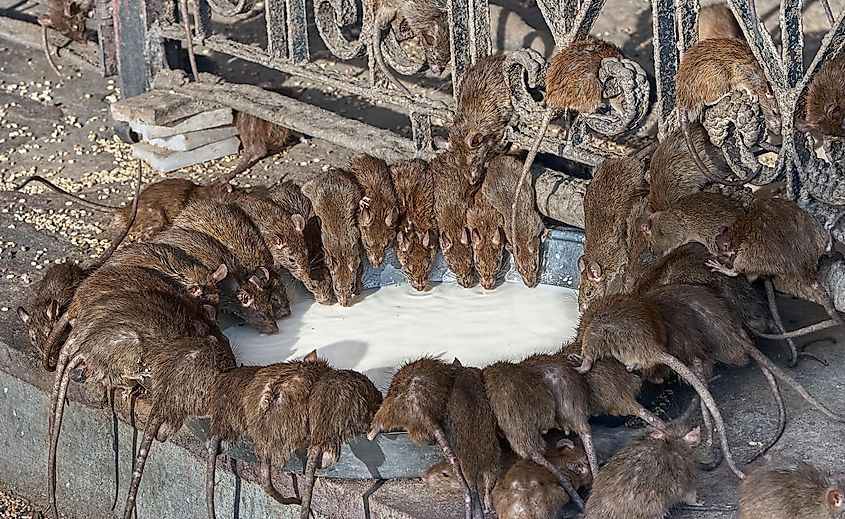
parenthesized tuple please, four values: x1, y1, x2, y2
(124, 0, 845, 235)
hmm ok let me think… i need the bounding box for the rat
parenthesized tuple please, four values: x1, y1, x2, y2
(370, 0, 450, 94)
(301, 169, 364, 306)
(347, 155, 401, 268)
(519, 353, 599, 477)
(560, 340, 667, 430)
(577, 155, 649, 310)
(466, 189, 506, 290)
(170, 198, 289, 319)
(448, 52, 513, 185)
(482, 361, 586, 510)
(799, 53, 845, 138)
(584, 426, 701, 519)
(697, 2, 742, 41)
(243, 351, 330, 505)
(223, 110, 295, 181)
(482, 155, 545, 288)
(739, 459, 845, 518)
(299, 365, 383, 519)
(444, 359, 502, 515)
(205, 365, 260, 519)
(636, 191, 745, 258)
(38, 0, 90, 76)
(710, 197, 844, 338)
(644, 122, 733, 212)
(571, 291, 746, 478)
(16, 175, 233, 241)
(519, 36, 625, 179)
(389, 159, 438, 291)
(120, 335, 235, 519)
(369, 358, 483, 519)
(675, 37, 780, 186)
(431, 151, 477, 288)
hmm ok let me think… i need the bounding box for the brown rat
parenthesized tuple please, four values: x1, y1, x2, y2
(519, 353, 599, 477)
(205, 365, 260, 519)
(389, 159, 438, 291)
(121, 335, 234, 519)
(302, 169, 364, 306)
(739, 459, 845, 519)
(482, 155, 544, 288)
(697, 2, 742, 41)
(675, 37, 780, 185)
(431, 151, 477, 288)
(482, 361, 585, 510)
(572, 291, 746, 478)
(800, 53, 845, 138)
(171, 198, 288, 320)
(243, 351, 331, 505)
(448, 52, 513, 185)
(584, 426, 701, 519)
(38, 0, 90, 76)
(444, 359, 502, 515)
(224, 111, 294, 181)
(578, 155, 648, 310)
(466, 190, 506, 290)
(299, 366, 383, 519)
(710, 197, 843, 337)
(347, 154, 401, 268)
(368, 358, 482, 519)
(520, 36, 625, 178)
(637, 191, 745, 258)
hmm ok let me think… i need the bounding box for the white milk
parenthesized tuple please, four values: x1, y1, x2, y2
(225, 281, 581, 392)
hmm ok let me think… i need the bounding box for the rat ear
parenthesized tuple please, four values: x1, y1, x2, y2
(249, 275, 262, 288)
(397, 231, 409, 252)
(17, 306, 30, 324)
(439, 233, 452, 252)
(272, 235, 284, 249)
(826, 102, 841, 120)
(47, 299, 60, 320)
(386, 207, 399, 227)
(254, 267, 271, 285)
(360, 205, 373, 226)
(347, 259, 356, 273)
(555, 438, 575, 450)
(425, 230, 436, 249)
(636, 216, 651, 235)
(220, 181, 234, 194)
(303, 349, 319, 362)
(647, 427, 665, 440)
(291, 214, 306, 233)
(586, 261, 603, 282)
(421, 30, 436, 46)
(452, 357, 462, 367)
(465, 130, 484, 149)
(492, 227, 504, 246)
(828, 489, 845, 508)
(578, 255, 586, 273)
(187, 284, 204, 298)
(433, 136, 450, 151)
(460, 227, 470, 245)
(211, 264, 228, 283)
(37, 14, 53, 27)
(202, 304, 217, 320)
(683, 426, 701, 446)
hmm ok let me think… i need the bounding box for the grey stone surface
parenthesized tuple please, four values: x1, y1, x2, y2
(148, 125, 240, 151)
(109, 89, 223, 126)
(129, 108, 234, 140)
(132, 136, 241, 172)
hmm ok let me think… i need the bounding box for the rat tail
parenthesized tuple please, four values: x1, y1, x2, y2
(90, 161, 144, 270)
(755, 318, 840, 339)
(657, 353, 745, 479)
(432, 424, 476, 519)
(747, 364, 785, 463)
(46, 353, 84, 519)
(530, 452, 585, 511)
(680, 110, 748, 187)
(762, 279, 800, 367)
(109, 388, 120, 511)
(42, 312, 70, 373)
(745, 345, 845, 422)
(206, 435, 221, 519)
(122, 414, 165, 519)
(372, 25, 412, 96)
(16, 175, 118, 211)
(259, 460, 301, 505)
(40, 21, 62, 77)
(299, 446, 322, 519)
(180, 0, 199, 82)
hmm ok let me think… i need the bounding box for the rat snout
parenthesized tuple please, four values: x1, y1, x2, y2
(457, 274, 476, 289)
(521, 271, 539, 288)
(411, 277, 428, 292)
(480, 277, 496, 290)
(368, 252, 384, 268)
(337, 292, 354, 307)
(260, 321, 280, 335)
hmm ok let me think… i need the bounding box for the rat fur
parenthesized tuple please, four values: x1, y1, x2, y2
(739, 459, 845, 519)
(348, 154, 401, 268)
(390, 159, 438, 291)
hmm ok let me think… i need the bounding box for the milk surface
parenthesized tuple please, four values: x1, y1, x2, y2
(225, 281, 581, 391)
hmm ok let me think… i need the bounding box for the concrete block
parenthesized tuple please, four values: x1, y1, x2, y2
(148, 125, 240, 152)
(110, 90, 222, 126)
(132, 137, 240, 173)
(129, 108, 234, 140)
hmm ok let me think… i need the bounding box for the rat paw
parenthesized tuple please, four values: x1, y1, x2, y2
(705, 259, 738, 276)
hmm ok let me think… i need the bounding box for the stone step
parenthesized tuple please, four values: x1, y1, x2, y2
(148, 125, 240, 152)
(110, 89, 223, 126)
(129, 108, 234, 140)
(132, 136, 240, 173)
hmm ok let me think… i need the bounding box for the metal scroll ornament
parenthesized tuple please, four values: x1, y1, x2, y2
(205, 0, 255, 17)
(314, 0, 366, 59)
(584, 56, 650, 136)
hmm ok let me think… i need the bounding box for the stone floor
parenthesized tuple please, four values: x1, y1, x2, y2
(0, 1, 844, 518)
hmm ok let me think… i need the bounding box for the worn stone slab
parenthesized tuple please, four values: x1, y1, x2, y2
(132, 136, 240, 173)
(129, 108, 234, 140)
(148, 125, 239, 151)
(110, 89, 223, 126)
